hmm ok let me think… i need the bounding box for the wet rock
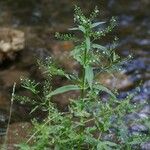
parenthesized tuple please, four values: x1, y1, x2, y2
(129, 124, 149, 135)
(138, 112, 149, 120)
(0, 68, 30, 88)
(122, 58, 146, 74)
(0, 128, 6, 137)
(132, 94, 148, 104)
(141, 142, 150, 150)
(0, 110, 8, 141)
(0, 92, 10, 110)
(134, 39, 150, 47)
(97, 73, 134, 91)
(0, 28, 25, 63)
(0, 92, 10, 126)
(140, 105, 150, 115)
(53, 90, 80, 111)
(31, 47, 51, 61)
(132, 81, 150, 104)
(108, 0, 150, 15)
(143, 81, 150, 92)
(119, 15, 134, 27)
(125, 113, 140, 122)
(0, 109, 8, 127)
(50, 41, 80, 73)
(4, 122, 32, 150)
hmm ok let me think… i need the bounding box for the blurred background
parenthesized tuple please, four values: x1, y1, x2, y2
(0, 0, 149, 148)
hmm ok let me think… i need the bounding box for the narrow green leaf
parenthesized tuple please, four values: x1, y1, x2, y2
(78, 25, 86, 33)
(69, 26, 86, 33)
(91, 22, 105, 28)
(85, 66, 94, 89)
(30, 105, 39, 114)
(68, 27, 79, 31)
(47, 85, 80, 98)
(86, 37, 90, 51)
(70, 47, 82, 64)
(92, 43, 107, 51)
(104, 141, 118, 147)
(94, 84, 116, 98)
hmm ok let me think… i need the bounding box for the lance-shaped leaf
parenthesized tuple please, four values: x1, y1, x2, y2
(70, 46, 83, 64)
(85, 66, 94, 89)
(92, 44, 107, 51)
(94, 84, 116, 98)
(68, 27, 79, 31)
(91, 21, 105, 28)
(69, 25, 86, 33)
(47, 85, 80, 98)
(78, 25, 86, 33)
(97, 141, 118, 150)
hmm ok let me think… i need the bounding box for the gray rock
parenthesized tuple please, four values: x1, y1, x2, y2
(139, 105, 150, 118)
(130, 124, 149, 134)
(0, 28, 25, 62)
(125, 113, 140, 122)
(141, 142, 150, 150)
(0, 28, 25, 53)
(0, 128, 6, 136)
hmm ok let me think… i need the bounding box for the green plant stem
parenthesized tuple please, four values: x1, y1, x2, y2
(26, 117, 53, 144)
(1, 82, 16, 150)
(81, 36, 90, 99)
(81, 67, 86, 99)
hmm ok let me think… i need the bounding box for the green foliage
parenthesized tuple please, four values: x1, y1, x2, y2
(20, 77, 39, 94)
(47, 85, 80, 98)
(15, 5, 149, 150)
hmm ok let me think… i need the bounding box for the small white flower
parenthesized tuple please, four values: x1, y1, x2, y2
(95, 10, 99, 13)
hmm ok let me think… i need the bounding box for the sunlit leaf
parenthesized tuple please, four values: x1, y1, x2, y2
(92, 43, 107, 51)
(47, 85, 80, 98)
(71, 46, 83, 64)
(91, 21, 105, 28)
(78, 25, 86, 33)
(30, 105, 39, 114)
(68, 27, 79, 31)
(94, 84, 116, 98)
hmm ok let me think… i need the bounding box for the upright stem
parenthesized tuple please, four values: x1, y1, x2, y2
(81, 49, 87, 99)
(81, 36, 90, 99)
(1, 82, 16, 150)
